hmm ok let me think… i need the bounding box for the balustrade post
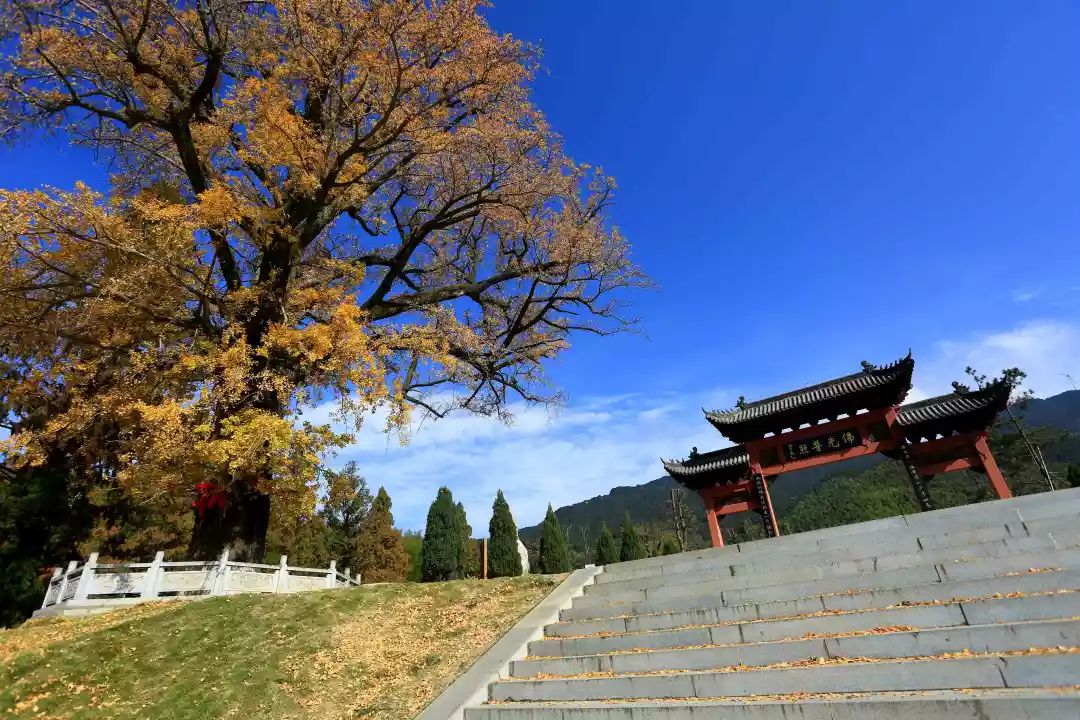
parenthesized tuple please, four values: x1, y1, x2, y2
(72, 552, 98, 603)
(325, 560, 337, 589)
(56, 560, 78, 605)
(41, 567, 63, 609)
(142, 551, 165, 599)
(212, 549, 230, 596)
(273, 555, 288, 594)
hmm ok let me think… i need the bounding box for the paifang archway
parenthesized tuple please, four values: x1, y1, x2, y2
(662, 354, 1012, 547)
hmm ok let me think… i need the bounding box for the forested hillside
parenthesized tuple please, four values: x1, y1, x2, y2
(523, 390, 1080, 557)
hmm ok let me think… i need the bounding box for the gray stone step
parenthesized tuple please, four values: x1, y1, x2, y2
(587, 532, 1077, 598)
(516, 618, 1080, 677)
(465, 690, 1080, 719)
(488, 653, 1080, 702)
(529, 592, 1080, 658)
(596, 488, 1080, 580)
(552, 570, 1080, 636)
(595, 515, 1080, 586)
(570, 546, 1080, 616)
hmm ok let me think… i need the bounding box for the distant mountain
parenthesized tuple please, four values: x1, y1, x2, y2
(521, 389, 1080, 553)
(1016, 389, 1080, 433)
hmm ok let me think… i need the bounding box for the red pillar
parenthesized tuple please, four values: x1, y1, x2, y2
(700, 487, 725, 548)
(747, 450, 781, 538)
(974, 433, 1013, 499)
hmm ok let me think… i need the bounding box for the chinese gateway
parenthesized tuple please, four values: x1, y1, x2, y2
(662, 354, 1012, 547)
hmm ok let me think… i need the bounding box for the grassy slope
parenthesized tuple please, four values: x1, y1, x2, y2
(0, 575, 560, 720)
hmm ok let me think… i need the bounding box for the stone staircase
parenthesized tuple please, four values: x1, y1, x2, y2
(468, 487, 1080, 718)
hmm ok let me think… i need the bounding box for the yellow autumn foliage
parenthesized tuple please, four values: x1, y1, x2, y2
(0, 0, 645, 541)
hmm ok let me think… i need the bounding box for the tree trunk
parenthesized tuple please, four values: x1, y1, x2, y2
(188, 479, 271, 562)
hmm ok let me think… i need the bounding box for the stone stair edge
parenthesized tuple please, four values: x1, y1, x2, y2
(554, 569, 1080, 632)
(487, 652, 1080, 701)
(589, 529, 1077, 594)
(596, 488, 1080, 575)
(513, 617, 1080, 677)
(529, 591, 1080, 657)
(573, 545, 1080, 611)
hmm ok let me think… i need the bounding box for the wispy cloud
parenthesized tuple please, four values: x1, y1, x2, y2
(307, 389, 733, 532)
(1011, 287, 1043, 303)
(314, 318, 1080, 533)
(920, 319, 1080, 399)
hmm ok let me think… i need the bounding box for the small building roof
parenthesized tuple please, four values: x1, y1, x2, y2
(661, 445, 749, 490)
(897, 379, 1011, 442)
(704, 354, 915, 443)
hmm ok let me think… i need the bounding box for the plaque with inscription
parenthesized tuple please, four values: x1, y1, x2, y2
(784, 428, 862, 462)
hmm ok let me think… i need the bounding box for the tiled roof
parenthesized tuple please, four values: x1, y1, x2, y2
(662, 445, 749, 478)
(897, 380, 1011, 438)
(704, 354, 915, 442)
(665, 375, 1011, 490)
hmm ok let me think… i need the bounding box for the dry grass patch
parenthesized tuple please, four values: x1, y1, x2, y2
(0, 575, 561, 720)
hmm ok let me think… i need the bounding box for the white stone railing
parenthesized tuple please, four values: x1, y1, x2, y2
(35, 550, 360, 617)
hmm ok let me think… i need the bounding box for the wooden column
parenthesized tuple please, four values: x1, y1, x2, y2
(974, 433, 1013, 499)
(747, 452, 780, 538)
(886, 407, 935, 512)
(700, 487, 725, 548)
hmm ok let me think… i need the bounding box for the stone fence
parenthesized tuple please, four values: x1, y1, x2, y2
(35, 550, 360, 618)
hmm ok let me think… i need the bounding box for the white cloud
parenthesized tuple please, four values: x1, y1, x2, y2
(315, 391, 732, 533)
(1011, 288, 1042, 303)
(921, 319, 1080, 398)
(314, 318, 1080, 534)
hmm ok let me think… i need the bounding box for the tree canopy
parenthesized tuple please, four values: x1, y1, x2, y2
(537, 504, 570, 573)
(594, 523, 618, 566)
(618, 511, 645, 562)
(487, 490, 522, 578)
(0, 0, 642, 560)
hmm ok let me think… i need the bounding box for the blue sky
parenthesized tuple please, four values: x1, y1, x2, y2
(3, 2, 1080, 531)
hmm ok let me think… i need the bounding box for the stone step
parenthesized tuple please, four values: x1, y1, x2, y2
(551, 569, 1080, 636)
(595, 513, 1080, 585)
(569, 546, 1080, 616)
(529, 591, 1080, 658)
(597, 487, 1080, 578)
(586, 531, 1079, 598)
(516, 618, 1080, 677)
(487, 652, 1080, 702)
(465, 689, 1080, 719)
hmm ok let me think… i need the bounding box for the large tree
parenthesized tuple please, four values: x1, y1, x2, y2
(0, 0, 642, 560)
(537, 504, 570, 573)
(618, 511, 645, 562)
(421, 486, 458, 582)
(355, 486, 410, 582)
(487, 489, 522, 578)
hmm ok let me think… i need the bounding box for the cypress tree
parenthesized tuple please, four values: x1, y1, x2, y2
(594, 523, 619, 565)
(1068, 464, 1080, 489)
(619, 511, 646, 562)
(488, 490, 523, 578)
(454, 501, 478, 578)
(538, 504, 571, 573)
(421, 487, 459, 581)
(355, 487, 411, 583)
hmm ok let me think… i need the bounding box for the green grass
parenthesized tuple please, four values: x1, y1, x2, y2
(0, 575, 561, 720)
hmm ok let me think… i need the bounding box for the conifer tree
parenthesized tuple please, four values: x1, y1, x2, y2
(454, 501, 479, 578)
(421, 487, 459, 582)
(488, 490, 523, 578)
(660, 537, 681, 556)
(538, 505, 571, 573)
(619, 511, 646, 562)
(356, 488, 411, 583)
(594, 523, 619, 566)
(1067, 464, 1080, 489)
